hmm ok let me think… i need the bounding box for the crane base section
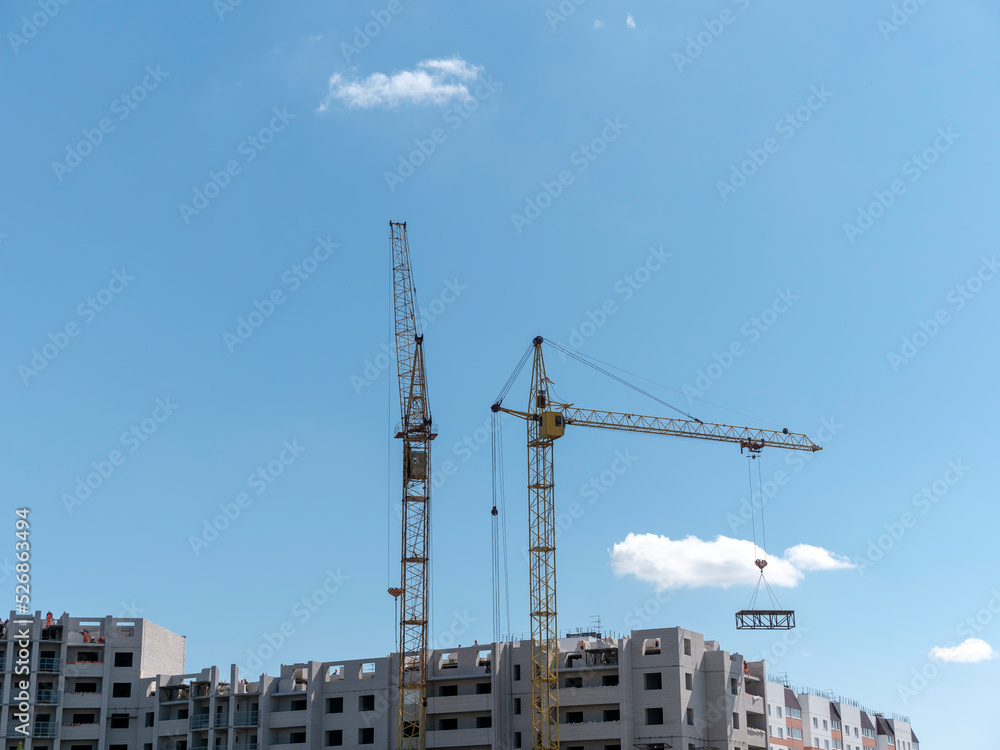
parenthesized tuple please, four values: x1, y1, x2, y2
(735, 610, 795, 630)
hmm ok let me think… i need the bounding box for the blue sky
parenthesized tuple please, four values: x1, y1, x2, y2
(3, 0, 999, 744)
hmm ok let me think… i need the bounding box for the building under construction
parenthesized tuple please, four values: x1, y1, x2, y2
(1, 611, 919, 750)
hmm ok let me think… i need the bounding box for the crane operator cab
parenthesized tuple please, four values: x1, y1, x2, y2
(540, 411, 565, 440)
(406, 447, 428, 479)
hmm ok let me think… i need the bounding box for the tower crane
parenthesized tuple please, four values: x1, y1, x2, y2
(491, 337, 822, 750)
(388, 222, 435, 750)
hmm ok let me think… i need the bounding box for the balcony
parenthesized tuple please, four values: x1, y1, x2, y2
(215, 713, 229, 728)
(157, 718, 190, 736)
(60, 722, 102, 740)
(269, 711, 309, 729)
(426, 727, 491, 748)
(559, 720, 622, 741)
(560, 685, 620, 706)
(36, 689, 60, 703)
(745, 694, 765, 713)
(190, 714, 211, 730)
(38, 657, 61, 672)
(33, 721, 57, 738)
(426, 694, 492, 714)
(234, 710, 259, 727)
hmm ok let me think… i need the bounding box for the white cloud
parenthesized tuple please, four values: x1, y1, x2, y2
(626, 13, 636, 29)
(609, 533, 854, 591)
(930, 638, 998, 664)
(594, 20, 606, 29)
(784, 544, 854, 571)
(318, 57, 482, 111)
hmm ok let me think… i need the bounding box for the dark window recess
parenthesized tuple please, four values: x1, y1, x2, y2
(72, 714, 96, 725)
(605, 746, 622, 750)
(145, 745, 153, 750)
(112, 682, 132, 698)
(358, 729, 374, 746)
(178, 708, 189, 720)
(70, 746, 93, 750)
(514, 732, 522, 749)
(646, 708, 664, 726)
(438, 718, 458, 731)
(568, 747, 584, 750)
(684, 638, 692, 655)
(359, 695, 375, 712)
(514, 698, 521, 715)
(731, 677, 738, 695)
(686, 708, 694, 726)
(110, 714, 129, 729)
(732, 712, 740, 729)
(291, 699, 307, 711)
(327, 697, 343, 714)
(644, 672, 662, 690)
(514, 664, 521, 681)
(602, 674, 619, 687)
(326, 730, 343, 747)
(565, 677, 583, 689)
(566, 712, 583, 725)
(476, 716, 492, 729)
(110, 745, 128, 750)
(289, 733, 306, 744)
(439, 685, 458, 697)
(114, 652, 134, 668)
(145, 712, 154, 727)
(603, 709, 620, 722)
(76, 682, 98, 693)
(685, 673, 693, 690)
(476, 682, 492, 695)
(78, 651, 100, 662)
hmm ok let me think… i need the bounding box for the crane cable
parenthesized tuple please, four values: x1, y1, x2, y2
(490, 408, 512, 750)
(746, 452, 782, 611)
(545, 339, 702, 422)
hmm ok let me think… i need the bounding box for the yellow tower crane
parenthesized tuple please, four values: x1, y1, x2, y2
(388, 222, 435, 750)
(491, 336, 822, 750)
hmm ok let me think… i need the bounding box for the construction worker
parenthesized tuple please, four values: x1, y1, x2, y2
(43, 612, 54, 639)
(743, 660, 749, 676)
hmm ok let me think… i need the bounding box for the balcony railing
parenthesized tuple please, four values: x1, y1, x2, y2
(36, 689, 60, 703)
(214, 714, 228, 727)
(38, 658, 61, 672)
(190, 714, 211, 729)
(234, 710, 259, 727)
(33, 722, 57, 738)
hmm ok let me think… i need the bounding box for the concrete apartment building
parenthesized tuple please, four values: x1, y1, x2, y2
(1, 612, 919, 750)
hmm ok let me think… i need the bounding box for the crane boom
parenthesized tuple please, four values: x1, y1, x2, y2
(491, 337, 821, 750)
(390, 222, 434, 750)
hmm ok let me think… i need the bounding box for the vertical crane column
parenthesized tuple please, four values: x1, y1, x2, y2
(389, 222, 434, 750)
(526, 338, 560, 750)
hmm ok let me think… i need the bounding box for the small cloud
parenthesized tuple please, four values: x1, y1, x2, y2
(784, 544, 854, 571)
(609, 533, 854, 591)
(594, 20, 606, 29)
(318, 57, 482, 111)
(930, 638, 998, 664)
(626, 13, 636, 29)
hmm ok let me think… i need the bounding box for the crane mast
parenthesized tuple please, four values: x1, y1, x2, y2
(390, 222, 434, 750)
(492, 337, 821, 750)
